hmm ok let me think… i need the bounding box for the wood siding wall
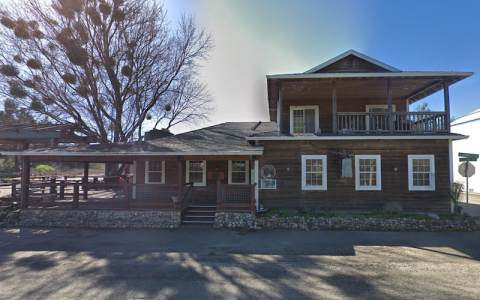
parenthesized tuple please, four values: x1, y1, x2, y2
(282, 97, 407, 134)
(258, 139, 450, 212)
(135, 159, 242, 204)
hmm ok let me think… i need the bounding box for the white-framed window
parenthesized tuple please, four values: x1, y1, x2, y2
(290, 106, 319, 134)
(366, 104, 396, 131)
(228, 160, 249, 184)
(355, 155, 381, 190)
(408, 155, 435, 191)
(186, 160, 206, 186)
(301, 155, 327, 190)
(145, 161, 165, 184)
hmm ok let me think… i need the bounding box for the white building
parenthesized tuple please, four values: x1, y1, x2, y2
(451, 109, 480, 192)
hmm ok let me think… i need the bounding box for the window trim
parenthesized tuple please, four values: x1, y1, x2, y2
(408, 155, 435, 191)
(290, 105, 319, 134)
(228, 160, 249, 184)
(301, 155, 327, 190)
(355, 155, 381, 191)
(145, 161, 165, 184)
(186, 160, 207, 187)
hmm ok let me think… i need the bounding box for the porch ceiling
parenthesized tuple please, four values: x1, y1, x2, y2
(267, 73, 472, 116)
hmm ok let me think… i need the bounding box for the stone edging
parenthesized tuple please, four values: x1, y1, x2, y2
(0, 209, 181, 229)
(214, 212, 479, 231)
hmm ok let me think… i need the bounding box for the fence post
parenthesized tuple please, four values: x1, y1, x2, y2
(50, 178, 56, 195)
(59, 180, 65, 199)
(216, 180, 221, 211)
(11, 183, 16, 198)
(125, 184, 131, 209)
(73, 184, 79, 209)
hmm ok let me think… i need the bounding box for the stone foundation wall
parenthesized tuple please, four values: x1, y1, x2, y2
(214, 212, 479, 231)
(0, 209, 181, 229)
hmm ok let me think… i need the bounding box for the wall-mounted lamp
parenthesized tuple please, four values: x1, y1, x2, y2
(215, 165, 219, 171)
(393, 165, 398, 172)
(286, 165, 290, 171)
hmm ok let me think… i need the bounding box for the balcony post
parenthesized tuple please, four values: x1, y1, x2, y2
(387, 78, 393, 133)
(443, 80, 451, 132)
(332, 80, 337, 134)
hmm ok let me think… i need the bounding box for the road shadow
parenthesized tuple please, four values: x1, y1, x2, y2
(0, 227, 479, 299)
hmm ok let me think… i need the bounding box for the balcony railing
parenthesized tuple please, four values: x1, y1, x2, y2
(337, 112, 448, 134)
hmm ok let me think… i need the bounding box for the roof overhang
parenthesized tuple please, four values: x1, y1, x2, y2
(246, 134, 468, 141)
(267, 71, 473, 80)
(0, 150, 264, 157)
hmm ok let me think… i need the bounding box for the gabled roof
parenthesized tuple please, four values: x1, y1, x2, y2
(0, 122, 277, 157)
(304, 49, 401, 73)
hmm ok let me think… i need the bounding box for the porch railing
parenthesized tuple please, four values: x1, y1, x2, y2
(216, 180, 255, 212)
(20, 181, 194, 211)
(337, 111, 448, 133)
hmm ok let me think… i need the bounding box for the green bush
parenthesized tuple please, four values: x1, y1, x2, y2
(280, 208, 298, 217)
(34, 164, 55, 175)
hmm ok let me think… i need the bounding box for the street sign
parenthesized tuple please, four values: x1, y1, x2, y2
(459, 157, 476, 162)
(459, 152, 479, 162)
(458, 162, 475, 178)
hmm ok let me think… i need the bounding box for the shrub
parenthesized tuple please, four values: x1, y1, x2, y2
(280, 208, 298, 217)
(383, 201, 403, 215)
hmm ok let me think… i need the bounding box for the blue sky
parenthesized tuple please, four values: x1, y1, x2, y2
(164, 0, 480, 133)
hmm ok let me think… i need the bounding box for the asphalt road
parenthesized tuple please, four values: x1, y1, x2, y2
(0, 227, 479, 300)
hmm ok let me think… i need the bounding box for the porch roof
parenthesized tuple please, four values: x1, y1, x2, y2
(246, 132, 469, 141)
(1, 122, 277, 157)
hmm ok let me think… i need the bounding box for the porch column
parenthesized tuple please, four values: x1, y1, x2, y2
(443, 80, 451, 132)
(278, 81, 283, 134)
(177, 157, 183, 203)
(83, 162, 89, 199)
(20, 156, 30, 209)
(332, 80, 337, 134)
(250, 159, 256, 212)
(387, 78, 393, 133)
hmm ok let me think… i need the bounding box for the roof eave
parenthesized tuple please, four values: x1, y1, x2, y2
(266, 71, 474, 80)
(246, 134, 468, 141)
(0, 150, 265, 157)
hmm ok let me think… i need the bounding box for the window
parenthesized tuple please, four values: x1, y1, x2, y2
(355, 155, 381, 190)
(365, 105, 396, 132)
(228, 160, 249, 184)
(145, 161, 165, 184)
(408, 155, 435, 191)
(301, 155, 327, 190)
(290, 106, 319, 134)
(186, 160, 206, 186)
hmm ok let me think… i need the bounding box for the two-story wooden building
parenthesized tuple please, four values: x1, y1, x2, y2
(2, 50, 473, 221)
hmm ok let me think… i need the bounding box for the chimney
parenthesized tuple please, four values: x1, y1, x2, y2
(144, 128, 174, 141)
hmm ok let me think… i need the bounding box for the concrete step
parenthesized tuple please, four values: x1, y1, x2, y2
(182, 220, 215, 224)
(185, 215, 215, 218)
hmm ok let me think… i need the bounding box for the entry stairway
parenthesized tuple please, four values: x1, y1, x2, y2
(182, 205, 216, 225)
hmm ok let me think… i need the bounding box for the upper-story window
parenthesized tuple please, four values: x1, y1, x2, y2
(290, 106, 319, 134)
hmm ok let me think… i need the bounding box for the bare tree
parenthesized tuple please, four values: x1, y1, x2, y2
(0, 0, 214, 143)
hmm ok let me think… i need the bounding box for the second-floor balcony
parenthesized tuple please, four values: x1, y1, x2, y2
(337, 111, 448, 134)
